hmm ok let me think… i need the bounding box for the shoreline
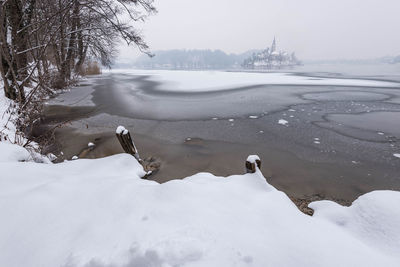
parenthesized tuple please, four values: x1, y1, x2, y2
(38, 122, 353, 214)
(37, 111, 396, 201)
(36, 71, 400, 207)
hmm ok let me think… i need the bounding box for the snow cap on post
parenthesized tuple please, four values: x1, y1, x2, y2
(246, 155, 261, 173)
(247, 155, 260, 163)
(115, 126, 141, 162)
(116, 126, 126, 135)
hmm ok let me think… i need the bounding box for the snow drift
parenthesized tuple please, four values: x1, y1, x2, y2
(0, 143, 399, 267)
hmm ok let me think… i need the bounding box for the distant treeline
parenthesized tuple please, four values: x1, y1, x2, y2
(130, 49, 259, 70)
(127, 50, 400, 70)
(391, 56, 400, 64)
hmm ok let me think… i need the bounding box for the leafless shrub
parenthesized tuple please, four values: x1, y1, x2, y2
(0, 0, 156, 151)
(79, 61, 102, 76)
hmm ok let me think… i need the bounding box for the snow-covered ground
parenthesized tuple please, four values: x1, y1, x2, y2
(0, 141, 400, 267)
(2, 81, 400, 266)
(110, 69, 400, 92)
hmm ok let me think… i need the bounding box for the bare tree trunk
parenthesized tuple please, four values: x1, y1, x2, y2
(74, 7, 85, 74)
(5, 0, 37, 103)
(64, 0, 79, 80)
(0, 3, 16, 100)
(58, 0, 67, 84)
(1, 0, 155, 101)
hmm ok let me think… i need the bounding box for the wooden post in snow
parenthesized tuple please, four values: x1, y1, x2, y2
(246, 155, 261, 173)
(116, 126, 141, 162)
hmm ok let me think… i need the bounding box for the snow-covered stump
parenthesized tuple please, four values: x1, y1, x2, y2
(116, 126, 141, 162)
(115, 126, 162, 179)
(246, 155, 261, 173)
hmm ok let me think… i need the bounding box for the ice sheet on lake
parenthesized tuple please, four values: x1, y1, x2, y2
(92, 70, 400, 121)
(111, 69, 399, 92)
(327, 112, 400, 138)
(303, 91, 391, 101)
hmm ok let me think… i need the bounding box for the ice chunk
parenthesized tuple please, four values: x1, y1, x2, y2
(278, 119, 288, 126)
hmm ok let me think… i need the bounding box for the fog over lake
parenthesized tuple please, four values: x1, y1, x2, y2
(118, 0, 400, 61)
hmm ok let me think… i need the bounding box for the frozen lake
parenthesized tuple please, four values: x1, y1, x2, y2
(43, 65, 400, 201)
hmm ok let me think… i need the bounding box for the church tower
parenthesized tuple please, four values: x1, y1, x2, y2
(271, 37, 277, 53)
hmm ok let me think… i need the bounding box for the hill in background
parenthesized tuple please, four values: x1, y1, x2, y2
(113, 49, 400, 70)
(121, 49, 259, 70)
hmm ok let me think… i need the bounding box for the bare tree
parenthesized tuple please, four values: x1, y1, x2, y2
(0, 0, 156, 102)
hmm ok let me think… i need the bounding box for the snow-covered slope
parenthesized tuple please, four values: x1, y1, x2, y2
(0, 143, 399, 267)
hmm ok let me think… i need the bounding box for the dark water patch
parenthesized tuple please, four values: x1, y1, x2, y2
(42, 105, 97, 124)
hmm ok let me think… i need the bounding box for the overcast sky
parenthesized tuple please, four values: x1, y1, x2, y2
(118, 0, 400, 61)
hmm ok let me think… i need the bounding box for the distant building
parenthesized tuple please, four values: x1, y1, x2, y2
(242, 37, 301, 69)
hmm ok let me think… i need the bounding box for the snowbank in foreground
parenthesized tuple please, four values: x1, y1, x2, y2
(110, 69, 400, 92)
(0, 142, 31, 162)
(0, 144, 399, 267)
